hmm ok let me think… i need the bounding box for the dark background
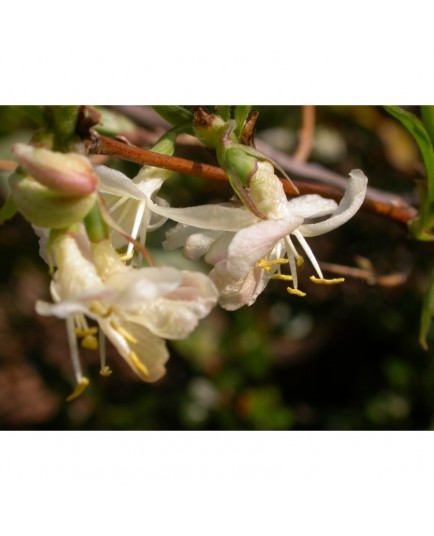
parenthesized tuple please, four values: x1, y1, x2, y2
(0, 105, 431, 430)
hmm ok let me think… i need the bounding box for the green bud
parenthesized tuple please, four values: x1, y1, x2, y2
(193, 108, 227, 149)
(9, 173, 96, 229)
(12, 143, 98, 196)
(220, 146, 258, 187)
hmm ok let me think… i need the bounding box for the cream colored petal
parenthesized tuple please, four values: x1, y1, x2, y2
(298, 169, 368, 237)
(100, 317, 169, 383)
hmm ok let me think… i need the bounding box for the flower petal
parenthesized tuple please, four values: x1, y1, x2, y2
(298, 169, 368, 237)
(128, 271, 218, 339)
(286, 195, 338, 219)
(209, 263, 266, 311)
(96, 166, 148, 200)
(147, 199, 257, 231)
(101, 316, 169, 382)
(226, 216, 303, 278)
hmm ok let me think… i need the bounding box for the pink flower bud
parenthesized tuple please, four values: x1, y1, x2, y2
(12, 143, 98, 196)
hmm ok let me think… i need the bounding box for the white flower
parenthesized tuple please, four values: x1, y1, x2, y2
(36, 232, 218, 400)
(163, 163, 368, 309)
(96, 165, 172, 261)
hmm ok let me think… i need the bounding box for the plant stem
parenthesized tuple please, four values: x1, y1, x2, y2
(89, 133, 418, 225)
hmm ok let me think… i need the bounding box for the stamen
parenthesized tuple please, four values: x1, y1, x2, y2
(81, 335, 98, 350)
(271, 274, 293, 281)
(98, 330, 112, 376)
(66, 316, 84, 384)
(110, 322, 138, 344)
(294, 230, 323, 278)
(310, 276, 345, 285)
(257, 257, 289, 271)
(109, 196, 128, 213)
(125, 201, 146, 260)
(128, 351, 150, 379)
(287, 287, 306, 297)
(284, 235, 301, 289)
(119, 251, 134, 262)
(66, 377, 90, 402)
(100, 366, 112, 377)
(89, 302, 112, 317)
(75, 326, 98, 338)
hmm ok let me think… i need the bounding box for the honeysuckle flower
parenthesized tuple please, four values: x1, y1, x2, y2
(96, 164, 172, 260)
(36, 231, 218, 400)
(163, 164, 368, 309)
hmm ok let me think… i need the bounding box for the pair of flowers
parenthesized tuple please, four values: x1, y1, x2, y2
(10, 143, 367, 398)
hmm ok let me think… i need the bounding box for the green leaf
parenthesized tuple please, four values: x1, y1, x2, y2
(215, 106, 231, 121)
(419, 276, 434, 350)
(152, 106, 193, 128)
(421, 106, 434, 146)
(385, 106, 434, 202)
(95, 107, 137, 136)
(0, 194, 17, 223)
(151, 125, 186, 156)
(234, 105, 251, 137)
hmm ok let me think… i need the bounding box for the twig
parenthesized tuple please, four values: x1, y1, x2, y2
(293, 105, 316, 162)
(89, 132, 418, 225)
(320, 261, 409, 287)
(0, 160, 17, 171)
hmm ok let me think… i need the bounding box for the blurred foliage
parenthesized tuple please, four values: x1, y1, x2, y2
(0, 105, 433, 430)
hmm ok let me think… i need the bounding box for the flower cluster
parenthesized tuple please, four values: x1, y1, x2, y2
(4, 126, 368, 400)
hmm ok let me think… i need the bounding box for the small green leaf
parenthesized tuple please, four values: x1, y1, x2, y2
(234, 106, 251, 137)
(421, 106, 434, 146)
(95, 107, 137, 136)
(419, 277, 434, 350)
(216, 106, 231, 121)
(152, 106, 193, 128)
(385, 106, 434, 202)
(151, 125, 186, 156)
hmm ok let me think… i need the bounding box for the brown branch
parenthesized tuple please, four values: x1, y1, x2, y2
(89, 132, 418, 225)
(293, 105, 316, 162)
(0, 160, 17, 171)
(320, 261, 409, 287)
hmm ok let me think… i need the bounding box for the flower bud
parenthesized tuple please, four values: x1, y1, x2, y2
(221, 145, 258, 187)
(9, 173, 96, 228)
(192, 108, 226, 149)
(12, 143, 98, 196)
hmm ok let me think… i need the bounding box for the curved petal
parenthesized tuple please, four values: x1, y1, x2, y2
(286, 195, 338, 219)
(96, 166, 148, 200)
(147, 198, 257, 231)
(298, 169, 368, 237)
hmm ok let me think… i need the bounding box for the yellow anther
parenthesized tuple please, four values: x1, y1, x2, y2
(75, 327, 98, 338)
(110, 323, 138, 344)
(296, 256, 304, 268)
(89, 302, 112, 318)
(257, 258, 289, 271)
(310, 276, 345, 285)
(287, 287, 306, 297)
(81, 335, 98, 351)
(100, 366, 112, 377)
(66, 377, 90, 402)
(270, 274, 293, 281)
(120, 251, 134, 262)
(128, 351, 150, 379)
